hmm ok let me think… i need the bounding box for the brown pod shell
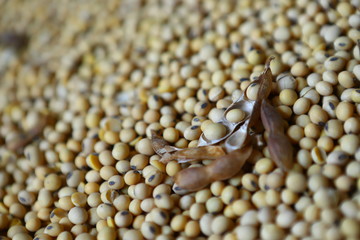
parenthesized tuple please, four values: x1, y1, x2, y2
(261, 100, 294, 171)
(207, 145, 253, 181)
(174, 166, 211, 191)
(267, 133, 294, 171)
(260, 100, 285, 132)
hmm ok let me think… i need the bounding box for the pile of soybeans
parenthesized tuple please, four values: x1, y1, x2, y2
(0, 0, 360, 239)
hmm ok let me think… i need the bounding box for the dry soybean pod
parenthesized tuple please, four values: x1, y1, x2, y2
(173, 166, 211, 191)
(248, 56, 275, 132)
(225, 58, 274, 152)
(175, 145, 253, 191)
(261, 100, 294, 171)
(207, 144, 253, 180)
(260, 100, 286, 132)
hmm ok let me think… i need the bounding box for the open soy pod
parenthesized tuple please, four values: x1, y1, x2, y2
(224, 119, 250, 152)
(197, 92, 255, 147)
